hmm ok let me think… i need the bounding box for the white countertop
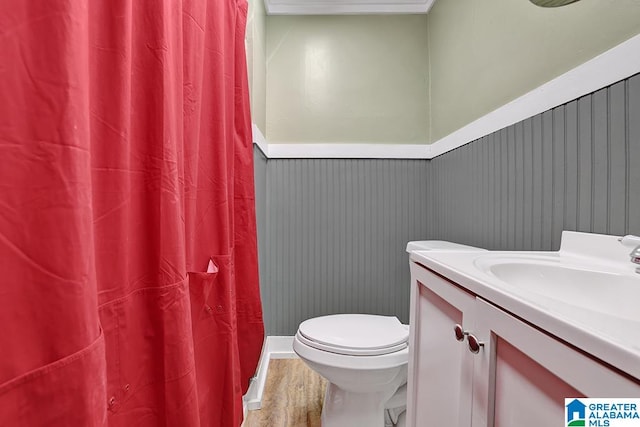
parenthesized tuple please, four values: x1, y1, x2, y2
(409, 231, 640, 381)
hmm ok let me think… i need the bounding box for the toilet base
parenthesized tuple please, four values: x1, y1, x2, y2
(321, 382, 397, 427)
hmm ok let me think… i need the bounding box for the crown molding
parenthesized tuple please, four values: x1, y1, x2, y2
(263, 0, 435, 15)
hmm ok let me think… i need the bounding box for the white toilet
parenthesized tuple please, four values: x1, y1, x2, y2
(293, 240, 486, 427)
(293, 314, 409, 427)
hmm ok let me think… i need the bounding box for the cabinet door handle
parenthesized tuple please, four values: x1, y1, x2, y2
(453, 324, 468, 342)
(467, 334, 484, 354)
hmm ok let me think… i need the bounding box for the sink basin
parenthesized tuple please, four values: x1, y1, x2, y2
(410, 231, 640, 378)
(474, 255, 640, 322)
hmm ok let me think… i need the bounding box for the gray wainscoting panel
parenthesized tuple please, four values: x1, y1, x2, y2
(253, 146, 268, 302)
(429, 73, 640, 250)
(262, 158, 430, 335)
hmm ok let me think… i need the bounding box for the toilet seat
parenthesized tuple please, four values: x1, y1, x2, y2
(297, 314, 409, 356)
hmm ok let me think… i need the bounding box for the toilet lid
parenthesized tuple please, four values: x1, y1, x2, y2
(297, 314, 409, 356)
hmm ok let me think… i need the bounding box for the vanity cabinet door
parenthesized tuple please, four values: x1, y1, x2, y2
(407, 264, 476, 427)
(470, 298, 640, 427)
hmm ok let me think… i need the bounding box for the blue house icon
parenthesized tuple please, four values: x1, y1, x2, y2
(567, 399, 586, 422)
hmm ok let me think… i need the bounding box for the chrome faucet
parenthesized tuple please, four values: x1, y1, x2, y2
(631, 245, 640, 274)
(619, 235, 640, 273)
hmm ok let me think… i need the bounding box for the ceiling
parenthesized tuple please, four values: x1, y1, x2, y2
(263, 0, 436, 15)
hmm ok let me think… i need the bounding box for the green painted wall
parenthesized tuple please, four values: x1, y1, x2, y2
(428, 0, 640, 142)
(247, 0, 267, 134)
(266, 15, 429, 144)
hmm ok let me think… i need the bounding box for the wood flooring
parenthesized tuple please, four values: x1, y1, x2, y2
(244, 359, 327, 427)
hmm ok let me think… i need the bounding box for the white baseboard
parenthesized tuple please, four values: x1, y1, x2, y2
(242, 336, 296, 420)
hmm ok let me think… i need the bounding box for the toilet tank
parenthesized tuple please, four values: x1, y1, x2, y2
(405, 240, 486, 253)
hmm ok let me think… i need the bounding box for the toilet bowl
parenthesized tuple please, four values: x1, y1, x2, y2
(293, 240, 487, 427)
(293, 314, 409, 427)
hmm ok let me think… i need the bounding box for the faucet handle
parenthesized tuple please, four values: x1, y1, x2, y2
(619, 235, 640, 248)
(630, 245, 640, 264)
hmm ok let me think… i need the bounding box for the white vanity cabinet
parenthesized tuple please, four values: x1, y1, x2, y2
(406, 261, 476, 427)
(407, 262, 640, 427)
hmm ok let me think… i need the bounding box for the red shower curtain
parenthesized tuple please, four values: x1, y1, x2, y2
(0, 1, 264, 426)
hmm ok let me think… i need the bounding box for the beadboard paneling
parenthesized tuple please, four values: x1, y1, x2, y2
(429, 73, 640, 250)
(254, 146, 268, 298)
(262, 158, 430, 335)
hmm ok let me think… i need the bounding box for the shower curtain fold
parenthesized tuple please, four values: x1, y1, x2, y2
(0, 0, 264, 425)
